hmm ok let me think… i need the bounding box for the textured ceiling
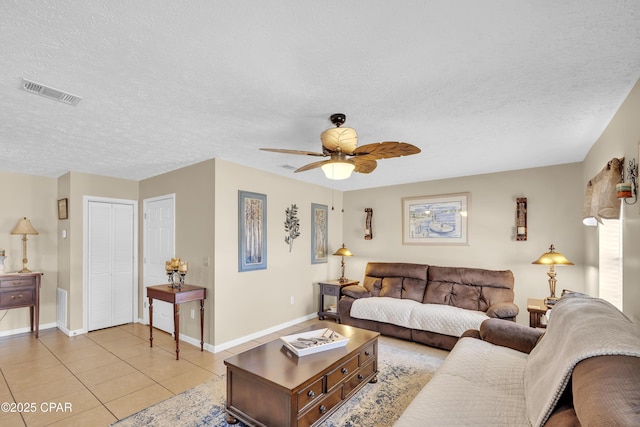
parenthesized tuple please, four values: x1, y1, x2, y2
(1, 1, 639, 191)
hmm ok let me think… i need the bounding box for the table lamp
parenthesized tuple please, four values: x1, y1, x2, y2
(532, 244, 574, 305)
(333, 244, 353, 283)
(11, 217, 39, 273)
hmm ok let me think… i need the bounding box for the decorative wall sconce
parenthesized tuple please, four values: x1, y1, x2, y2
(364, 208, 373, 240)
(165, 257, 188, 288)
(616, 158, 637, 205)
(516, 198, 527, 241)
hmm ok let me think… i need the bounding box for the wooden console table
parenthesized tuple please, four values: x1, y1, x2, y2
(147, 284, 206, 360)
(0, 272, 43, 338)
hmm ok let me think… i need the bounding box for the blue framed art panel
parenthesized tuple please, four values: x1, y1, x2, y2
(238, 190, 267, 271)
(311, 203, 328, 264)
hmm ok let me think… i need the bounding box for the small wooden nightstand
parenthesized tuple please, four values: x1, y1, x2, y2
(527, 298, 549, 328)
(317, 279, 359, 322)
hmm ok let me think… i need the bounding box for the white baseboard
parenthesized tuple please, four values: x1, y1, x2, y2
(0, 322, 58, 338)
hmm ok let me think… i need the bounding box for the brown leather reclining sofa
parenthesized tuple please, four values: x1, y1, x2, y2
(338, 262, 519, 350)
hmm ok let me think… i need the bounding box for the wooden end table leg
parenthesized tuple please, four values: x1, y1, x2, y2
(200, 299, 205, 351)
(226, 413, 239, 424)
(174, 302, 180, 360)
(149, 297, 154, 347)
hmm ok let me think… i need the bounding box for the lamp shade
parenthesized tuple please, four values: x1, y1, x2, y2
(11, 217, 39, 235)
(532, 244, 574, 265)
(321, 161, 355, 180)
(333, 245, 353, 257)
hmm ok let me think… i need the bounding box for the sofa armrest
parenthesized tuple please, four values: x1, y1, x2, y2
(479, 318, 544, 354)
(486, 301, 519, 319)
(341, 285, 371, 299)
(460, 329, 481, 339)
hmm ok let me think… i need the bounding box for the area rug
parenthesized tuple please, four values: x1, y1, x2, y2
(112, 344, 444, 427)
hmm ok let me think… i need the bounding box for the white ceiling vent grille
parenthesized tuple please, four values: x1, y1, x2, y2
(20, 78, 82, 106)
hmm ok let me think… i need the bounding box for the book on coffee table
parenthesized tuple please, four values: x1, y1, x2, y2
(280, 328, 349, 356)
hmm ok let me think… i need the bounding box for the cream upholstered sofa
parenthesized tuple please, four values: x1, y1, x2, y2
(338, 262, 518, 350)
(395, 295, 640, 426)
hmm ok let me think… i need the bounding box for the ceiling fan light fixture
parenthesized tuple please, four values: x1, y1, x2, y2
(321, 161, 355, 180)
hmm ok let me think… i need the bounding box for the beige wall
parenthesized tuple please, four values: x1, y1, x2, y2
(582, 79, 640, 325)
(139, 159, 216, 344)
(0, 171, 58, 334)
(61, 172, 139, 331)
(213, 159, 343, 345)
(343, 163, 585, 325)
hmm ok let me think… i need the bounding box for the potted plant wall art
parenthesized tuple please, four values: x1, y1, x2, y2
(284, 204, 300, 252)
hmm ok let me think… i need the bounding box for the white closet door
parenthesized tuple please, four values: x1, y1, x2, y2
(87, 200, 135, 331)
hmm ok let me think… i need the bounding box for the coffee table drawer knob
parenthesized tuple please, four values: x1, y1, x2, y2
(319, 405, 327, 414)
(364, 350, 371, 356)
(341, 367, 348, 375)
(307, 390, 315, 398)
(358, 374, 364, 380)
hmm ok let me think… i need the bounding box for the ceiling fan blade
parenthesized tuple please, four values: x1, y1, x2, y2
(260, 148, 326, 157)
(294, 159, 332, 173)
(352, 142, 421, 160)
(352, 158, 378, 174)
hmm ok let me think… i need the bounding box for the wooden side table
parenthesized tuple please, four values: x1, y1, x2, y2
(317, 279, 359, 322)
(526, 298, 549, 328)
(147, 284, 206, 360)
(0, 272, 43, 338)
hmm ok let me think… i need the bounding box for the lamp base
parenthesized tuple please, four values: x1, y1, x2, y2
(544, 296, 559, 306)
(18, 268, 32, 274)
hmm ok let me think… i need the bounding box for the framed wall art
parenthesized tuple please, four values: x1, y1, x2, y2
(311, 203, 328, 264)
(402, 192, 470, 245)
(238, 191, 267, 271)
(58, 198, 68, 220)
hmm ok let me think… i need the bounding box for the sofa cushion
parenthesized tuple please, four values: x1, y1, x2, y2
(380, 277, 403, 298)
(362, 276, 382, 296)
(350, 297, 488, 337)
(424, 266, 514, 311)
(395, 337, 529, 426)
(402, 277, 428, 302)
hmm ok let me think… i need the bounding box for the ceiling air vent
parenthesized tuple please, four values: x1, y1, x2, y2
(20, 78, 82, 106)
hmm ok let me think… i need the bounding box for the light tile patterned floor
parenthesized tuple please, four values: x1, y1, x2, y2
(0, 320, 448, 426)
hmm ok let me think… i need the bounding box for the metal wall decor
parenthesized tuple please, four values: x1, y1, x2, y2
(516, 197, 527, 241)
(617, 157, 638, 205)
(284, 204, 300, 252)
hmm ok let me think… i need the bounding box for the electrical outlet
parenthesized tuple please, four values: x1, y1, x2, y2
(190, 309, 195, 319)
(290, 296, 294, 305)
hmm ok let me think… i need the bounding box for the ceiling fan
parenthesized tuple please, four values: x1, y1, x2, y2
(260, 113, 421, 180)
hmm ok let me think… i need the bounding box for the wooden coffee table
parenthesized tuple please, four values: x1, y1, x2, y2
(224, 322, 379, 427)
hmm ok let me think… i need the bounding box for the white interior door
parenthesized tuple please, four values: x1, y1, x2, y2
(143, 194, 175, 334)
(87, 199, 136, 331)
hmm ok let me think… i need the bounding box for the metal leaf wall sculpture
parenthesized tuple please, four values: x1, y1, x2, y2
(284, 204, 300, 252)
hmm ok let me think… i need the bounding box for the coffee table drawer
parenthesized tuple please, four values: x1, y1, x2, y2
(326, 354, 359, 390)
(344, 360, 375, 397)
(359, 341, 376, 365)
(0, 277, 34, 288)
(297, 376, 324, 412)
(298, 386, 342, 427)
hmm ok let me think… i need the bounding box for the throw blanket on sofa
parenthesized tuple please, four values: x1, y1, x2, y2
(524, 297, 640, 427)
(350, 297, 489, 337)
